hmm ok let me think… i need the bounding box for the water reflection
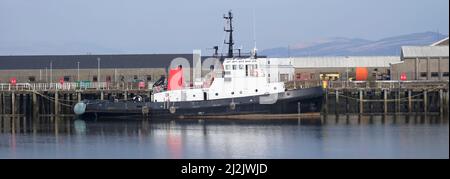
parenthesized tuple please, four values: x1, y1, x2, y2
(0, 114, 448, 159)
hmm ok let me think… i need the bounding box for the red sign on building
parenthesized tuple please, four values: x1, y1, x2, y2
(400, 72, 407, 81)
(10, 77, 17, 85)
(138, 81, 145, 89)
(59, 77, 65, 85)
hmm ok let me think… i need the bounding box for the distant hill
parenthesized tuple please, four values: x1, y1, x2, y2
(260, 32, 448, 57)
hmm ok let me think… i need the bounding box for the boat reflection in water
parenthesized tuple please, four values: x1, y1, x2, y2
(0, 114, 448, 159)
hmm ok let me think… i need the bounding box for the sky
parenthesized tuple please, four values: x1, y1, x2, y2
(0, 0, 448, 55)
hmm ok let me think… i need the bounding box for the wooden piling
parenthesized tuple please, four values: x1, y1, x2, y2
(54, 91, 59, 115)
(423, 90, 428, 113)
(124, 91, 128, 100)
(384, 90, 388, 114)
(100, 91, 104, 100)
(446, 90, 449, 113)
(359, 90, 363, 114)
(32, 92, 38, 116)
(408, 90, 412, 113)
(335, 90, 339, 104)
(439, 89, 444, 114)
(324, 89, 328, 114)
(0, 93, 2, 114)
(66, 94, 71, 114)
(77, 92, 81, 102)
(396, 90, 401, 113)
(12, 92, 16, 115)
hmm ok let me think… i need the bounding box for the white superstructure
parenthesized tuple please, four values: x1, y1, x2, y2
(153, 57, 286, 102)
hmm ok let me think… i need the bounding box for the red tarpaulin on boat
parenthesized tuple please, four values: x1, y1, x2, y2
(168, 67, 184, 90)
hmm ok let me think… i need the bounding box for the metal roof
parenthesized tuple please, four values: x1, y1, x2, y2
(401, 46, 449, 58)
(430, 37, 449, 46)
(286, 56, 401, 68)
(0, 54, 195, 70)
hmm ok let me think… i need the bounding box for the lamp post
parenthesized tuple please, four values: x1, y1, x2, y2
(50, 61, 53, 84)
(77, 61, 80, 81)
(97, 57, 101, 89)
(346, 57, 349, 87)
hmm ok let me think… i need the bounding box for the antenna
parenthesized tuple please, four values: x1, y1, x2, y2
(224, 10, 234, 58)
(251, 8, 258, 58)
(288, 45, 290, 58)
(252, 8, 257, 50)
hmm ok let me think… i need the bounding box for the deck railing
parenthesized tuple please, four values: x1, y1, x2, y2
(1, 80, 448, 92)
(327, 80, 449, 90)
(0, 82, 154, 91)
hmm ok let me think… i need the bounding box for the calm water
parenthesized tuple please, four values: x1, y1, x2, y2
(0, 115, 448, 159)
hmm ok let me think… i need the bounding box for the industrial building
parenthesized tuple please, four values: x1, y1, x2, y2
(288, 56, 401, 81)
(0, 54, 418, 84)
(0, 54, 193, 84)
(1, 37, 448, 84)
(390, 37, 449, 81)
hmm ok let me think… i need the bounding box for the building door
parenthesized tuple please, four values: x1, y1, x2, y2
(203, 92, 207, 101)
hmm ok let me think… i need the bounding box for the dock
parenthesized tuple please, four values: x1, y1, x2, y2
(322, 80, 449, 115)
(0, 82, 151, 116)
(0, 80, 449, 118)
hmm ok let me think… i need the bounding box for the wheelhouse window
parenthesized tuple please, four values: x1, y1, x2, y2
(245, 65, 249, 76)
(106, 76, 112, 82)
(28, 76, 36, 82)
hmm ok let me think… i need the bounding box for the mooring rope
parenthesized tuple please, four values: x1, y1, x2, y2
(31, 90, 74, 107)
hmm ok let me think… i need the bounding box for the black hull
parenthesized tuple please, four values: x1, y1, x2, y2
(80, 87, 324, 119)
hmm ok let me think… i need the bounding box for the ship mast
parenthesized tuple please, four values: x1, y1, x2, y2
(224, 11, 234, 58)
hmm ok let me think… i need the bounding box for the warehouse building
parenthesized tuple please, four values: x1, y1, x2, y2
(0, 54, 193, 84)
(390, 37, 449, 81)
(288, 56, 401, 81)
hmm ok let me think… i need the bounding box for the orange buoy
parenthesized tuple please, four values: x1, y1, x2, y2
(355, 67, 368, 81)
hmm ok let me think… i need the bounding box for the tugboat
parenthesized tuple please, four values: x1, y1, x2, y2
(74, 11, 324, 119)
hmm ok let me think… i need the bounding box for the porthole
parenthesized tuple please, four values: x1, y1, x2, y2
(274, 87, 277, 90)
(231, 92, 235, 95)
(193, 95, 196, 97)
(255, 89, 258, 92)
(215, 93, 219, 96)
(239, 91, 243, 94)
